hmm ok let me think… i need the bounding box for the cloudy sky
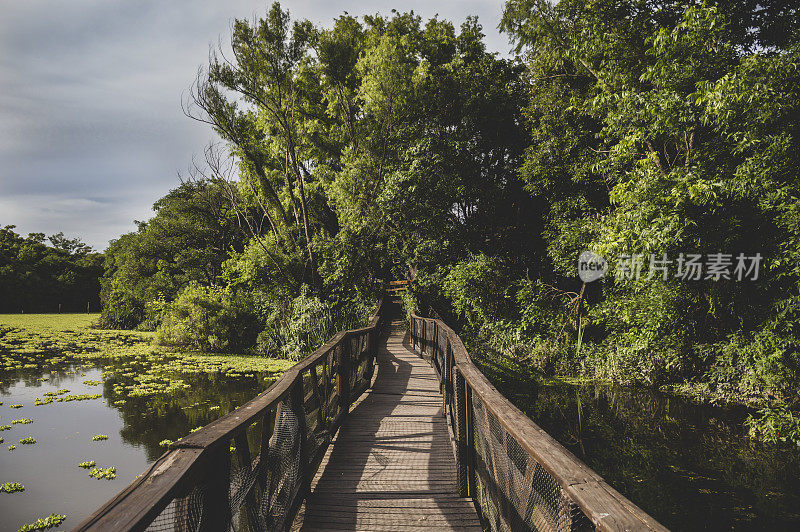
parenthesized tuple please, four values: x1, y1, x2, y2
(0, 0, 510, 251)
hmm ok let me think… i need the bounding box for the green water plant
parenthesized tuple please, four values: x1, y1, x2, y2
(158, 439, 173, 448)
(19, 437, 36, 445)
(91, 434, 108, 441)
(78, 461, 96, 469)
(18, 513, 67, 531)
(10, 404, 23, 409)
(88, 467, 116, 480)
(55, 394, 101, 402)
(12, 419, 33, 425)
(8, 445, 16, 451)
(0, 425, 10, 431)
(1, 482, 24, 493)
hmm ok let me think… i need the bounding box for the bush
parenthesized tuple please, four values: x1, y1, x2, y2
(257, 285, 372, 360)
(746, 405, 800, 446)
(99, 285, 144, 329)
(442, 254, 516, 332)
(155, 283, 260, 352)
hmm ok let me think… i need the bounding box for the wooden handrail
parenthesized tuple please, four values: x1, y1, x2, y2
(73, 297, 388, 532)
(409, 312, 668, 532)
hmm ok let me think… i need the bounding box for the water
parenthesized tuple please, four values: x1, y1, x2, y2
(496, 376, 800, 530)
(0, 360, 272, 531)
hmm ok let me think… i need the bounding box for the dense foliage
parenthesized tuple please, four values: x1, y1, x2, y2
(0, 225, 102, 313)
(99, 180, 247, 329)
(95, 1, 799, 439)
(101, 3, 531, 356)
(483, 0, 800, 407)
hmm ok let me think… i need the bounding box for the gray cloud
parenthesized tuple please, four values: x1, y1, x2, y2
(0, 0, 509, 251)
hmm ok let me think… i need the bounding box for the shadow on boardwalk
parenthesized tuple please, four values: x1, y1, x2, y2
(293, 319, 482, 531)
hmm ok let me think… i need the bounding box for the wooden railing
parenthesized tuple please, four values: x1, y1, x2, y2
(409, 312, 669, 532)
(73, 298, 389, 532)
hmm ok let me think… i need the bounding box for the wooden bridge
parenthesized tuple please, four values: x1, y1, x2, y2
(74, 295, 668, 532)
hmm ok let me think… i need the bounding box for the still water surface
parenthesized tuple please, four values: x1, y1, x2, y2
(497, 377, 800, 530)
(0, 361, 271, 530)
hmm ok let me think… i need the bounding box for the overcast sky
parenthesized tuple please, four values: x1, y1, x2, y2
(0, 0, 510, 251)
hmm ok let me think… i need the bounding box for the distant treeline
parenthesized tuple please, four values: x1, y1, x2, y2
(0, 225, 103, 313)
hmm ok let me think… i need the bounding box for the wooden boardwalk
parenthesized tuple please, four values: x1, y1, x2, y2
(293, 320, 483, 531)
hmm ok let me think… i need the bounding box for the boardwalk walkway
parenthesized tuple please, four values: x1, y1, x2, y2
(293, 320, 483, 531)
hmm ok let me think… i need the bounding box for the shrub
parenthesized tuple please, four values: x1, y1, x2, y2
(155, 283, 260, 352)
(258, 285, 372, 359)
(99, 284, 144, 329)
(746, 405, 800, 446)
(442, 254, 516, 332)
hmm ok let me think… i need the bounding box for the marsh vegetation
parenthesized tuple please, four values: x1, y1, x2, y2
(0, 313, 290, 529)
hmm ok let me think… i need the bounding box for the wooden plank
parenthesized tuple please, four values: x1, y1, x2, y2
(294, 321, 482, 531)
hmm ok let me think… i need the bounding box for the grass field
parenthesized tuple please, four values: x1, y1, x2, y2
(0, 313, 103, 331)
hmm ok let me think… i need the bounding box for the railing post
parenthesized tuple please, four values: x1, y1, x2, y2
(281, 379, 309, 532)
(444, 340, 452, 416)
(198, 446, 231, 532)
(454, 367, 469, 498)
(338, 334, 352, 417)
(366, 329, 376, 383)
(463, 376, 476, 500)
(291, 379, 309, 493)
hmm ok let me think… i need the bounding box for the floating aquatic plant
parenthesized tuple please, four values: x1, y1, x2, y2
(88, 467, 116, 480)
(34, 398, 53, 406)
(91, 434, 108, 441)
(10, 404, 23, 409)
(19, 437, 36, 445)
(0, 481, 24, 493)
(0, 425, 10, 431)
(43, 390, 69, 397)
(82, 379, 102, 386)
(18, 513, 67, 531)
(158, 439, 173, 448)
(55, 394, 101, 402)
(78, 460, 96, 469)
(11, 419, 33, 425)
(8, 445, 16, 451)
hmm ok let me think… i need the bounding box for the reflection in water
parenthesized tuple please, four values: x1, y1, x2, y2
(494, 372, 800, 530)
(0, 357, 275, 529)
